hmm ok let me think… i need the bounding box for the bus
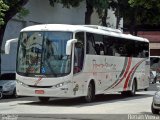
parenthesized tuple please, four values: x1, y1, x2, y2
(5, 24, 150, 102)
(150, 56, 160, 83)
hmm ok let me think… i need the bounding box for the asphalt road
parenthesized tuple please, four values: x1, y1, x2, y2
(0, 83, 160, 120)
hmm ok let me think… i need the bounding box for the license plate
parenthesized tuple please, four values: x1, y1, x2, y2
(35, 90, 44, 94)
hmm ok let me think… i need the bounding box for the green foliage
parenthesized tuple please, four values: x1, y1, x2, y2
(90, 0, 109, 18)
(128, 0, 160, 25)
(129, 0, 160, 9)
(17, 8, 29, 20)
(109, 0, 131, 28)
(0, 0, 9, 25)
(88, 0, 109, 9)
(0, 0, 29, 27)
(49, 0, 83, 8)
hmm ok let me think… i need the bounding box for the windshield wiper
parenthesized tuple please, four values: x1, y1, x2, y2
(45, 59, 57, 77)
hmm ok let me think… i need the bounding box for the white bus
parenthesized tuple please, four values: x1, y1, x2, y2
(5, 24, 150, 102)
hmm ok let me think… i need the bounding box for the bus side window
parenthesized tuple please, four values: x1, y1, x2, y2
(74, 32, 85, 74)
(86, 33, 96, 55)
(100, 43, 104, 55)
(103, 37, 114, 56)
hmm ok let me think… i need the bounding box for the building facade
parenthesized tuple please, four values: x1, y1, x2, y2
(138, 31, 160, 56)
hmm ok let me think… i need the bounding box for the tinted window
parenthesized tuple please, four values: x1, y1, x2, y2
(0, 73, 15, 80)
(86, 33, 96, 54)
(86, 32, 149, 58)
(74, 32, 85, 74)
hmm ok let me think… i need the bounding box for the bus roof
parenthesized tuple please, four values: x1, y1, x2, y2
(21, 24, 149, 42)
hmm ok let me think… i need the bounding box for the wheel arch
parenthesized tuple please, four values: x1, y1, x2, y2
(87, 79, 96, 94)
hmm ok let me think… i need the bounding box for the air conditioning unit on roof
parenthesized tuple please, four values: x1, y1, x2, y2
(83, 25, 122, 33)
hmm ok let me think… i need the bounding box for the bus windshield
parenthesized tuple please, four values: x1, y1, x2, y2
(17, 31, 73, 77)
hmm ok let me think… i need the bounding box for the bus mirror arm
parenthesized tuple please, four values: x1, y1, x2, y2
(5, 38, 18, 54)
(66, 39, 77, 55)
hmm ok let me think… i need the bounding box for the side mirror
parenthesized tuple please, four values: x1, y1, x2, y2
(66, 39, 77, 55)
(5, 38, 18, 54)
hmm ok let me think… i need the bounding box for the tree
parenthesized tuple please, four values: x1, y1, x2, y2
(122, 0, 160, 35)
(109, 0, 128, 29)
(0, 0, 9, 26)
(49, 0, 110, 25)
(92, 0, 110, 26)
(85, 0, 110, 25)
(109, 0, 160, 35)
(0, 0, 29, 50)
(49, 0, 83, 8)
(0, 0, 29, 75)
(129, 0, 160, 25)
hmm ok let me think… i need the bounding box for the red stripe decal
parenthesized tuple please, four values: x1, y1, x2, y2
(34, 77, 43, 86)
(123, 60, 144, 91)
(112, 57, 132, 88)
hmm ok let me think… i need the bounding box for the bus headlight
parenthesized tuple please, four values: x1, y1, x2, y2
(16, 80, 27, 87)
(55, 83, 64, 88)
(54, 81, 71, 88)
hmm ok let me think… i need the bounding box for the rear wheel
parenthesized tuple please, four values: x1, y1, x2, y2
(128, 80, 136, 96)
(152, 103, 159, 114)
(144, 88, 148, 91)
(84, 82, 95, 103)
(121, 80, 136, 96)
(38, 97, 50, 103)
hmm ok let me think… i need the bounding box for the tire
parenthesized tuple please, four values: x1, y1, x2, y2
(84, 82, 95, 103)
(128, 80, 136, 96)
(144, 88, 148, 91)
(121, 80, 136, 96)
(151, 103, 159, 114)
(38, 97, 50, 103)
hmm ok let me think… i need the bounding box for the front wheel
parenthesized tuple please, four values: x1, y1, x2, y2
(38, 97, 50, 103)
(84, 82, 95, 103)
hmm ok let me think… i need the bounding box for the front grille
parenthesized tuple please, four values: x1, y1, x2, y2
(28, 85, 53, 88)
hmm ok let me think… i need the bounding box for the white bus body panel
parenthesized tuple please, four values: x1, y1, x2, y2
(16, 56, 149, 98)
(73, 55, 149, 96)
(16, 74, 76, 97)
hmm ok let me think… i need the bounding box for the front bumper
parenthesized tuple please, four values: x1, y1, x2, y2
(16, 82, 76, 98)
